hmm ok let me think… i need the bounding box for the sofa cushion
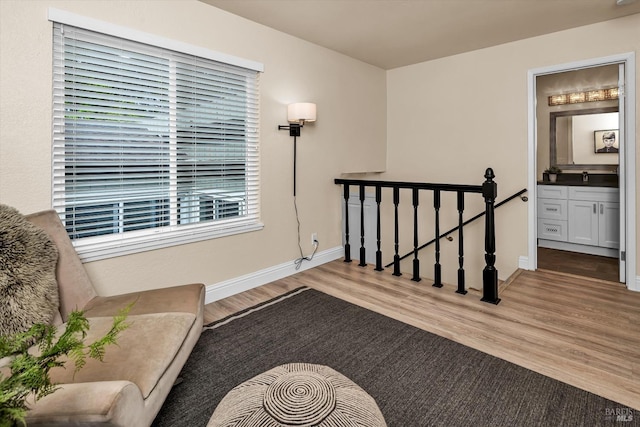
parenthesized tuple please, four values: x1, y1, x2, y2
(48, 312, 196, 399)
(25, 210, 97, 323)
(0, 204, 60, 336)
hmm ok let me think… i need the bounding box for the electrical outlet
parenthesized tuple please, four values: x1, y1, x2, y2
(311, 232, 318, 245)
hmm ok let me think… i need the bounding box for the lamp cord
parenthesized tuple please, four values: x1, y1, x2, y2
(293, 195, 318, 270)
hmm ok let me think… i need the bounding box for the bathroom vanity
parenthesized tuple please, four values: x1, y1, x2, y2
(537, 178, 619, 258)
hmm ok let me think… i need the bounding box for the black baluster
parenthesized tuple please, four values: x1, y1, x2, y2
(456, 191, 467, 295)
(343, 185, 351, 263)
(359, 185, 367, 267)
(375, 185, 384, 271)
(433, 190, 442, 288)
(392, 186, 401, 276)
(411, 188, 421, 282)
(481, 168, 500, 304)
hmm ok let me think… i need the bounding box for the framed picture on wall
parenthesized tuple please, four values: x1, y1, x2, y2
(594, 129, 619, 153)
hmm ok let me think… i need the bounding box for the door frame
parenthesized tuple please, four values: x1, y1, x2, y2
(526, 52, 637, 290)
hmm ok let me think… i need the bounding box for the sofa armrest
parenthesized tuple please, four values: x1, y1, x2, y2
(26, 381, 144, 427)
(82, 283, 204, 318)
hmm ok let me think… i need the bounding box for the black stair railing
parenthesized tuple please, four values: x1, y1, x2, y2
(389, 187, 527, 267)
(335, 168, 502, 304)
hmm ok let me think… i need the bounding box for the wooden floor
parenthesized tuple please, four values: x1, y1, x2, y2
(204, 260, 640, 410)
(538, 247, 619, 282)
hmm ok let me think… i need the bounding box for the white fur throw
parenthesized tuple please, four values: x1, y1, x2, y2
(0, 204, 60, 337)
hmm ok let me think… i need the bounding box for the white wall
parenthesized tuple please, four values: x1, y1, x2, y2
(385, 14, 640, 287)
(0, 0, 387, 296)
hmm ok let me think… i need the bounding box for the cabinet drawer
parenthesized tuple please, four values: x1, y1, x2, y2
(537, 185, 567, 200)
(537, 198, 567, 220)
(568, 186, 619, 203)
(537, 218, 568, 242)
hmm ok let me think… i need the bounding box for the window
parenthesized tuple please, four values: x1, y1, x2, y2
(52, 21, 262, 261)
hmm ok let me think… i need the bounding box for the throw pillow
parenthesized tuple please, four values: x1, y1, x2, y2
(0, 204, 60, 337)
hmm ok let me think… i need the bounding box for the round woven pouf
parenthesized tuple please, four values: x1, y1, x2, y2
(208, 363, 387, 427)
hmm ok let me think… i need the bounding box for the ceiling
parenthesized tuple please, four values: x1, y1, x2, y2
(200, 0, 640, 70)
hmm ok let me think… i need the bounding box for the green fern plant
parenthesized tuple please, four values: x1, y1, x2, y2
(0, 305, 131, 427)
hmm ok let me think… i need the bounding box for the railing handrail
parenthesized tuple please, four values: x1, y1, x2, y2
(386, 188, 527, 268)
(334, 178, 483, 194)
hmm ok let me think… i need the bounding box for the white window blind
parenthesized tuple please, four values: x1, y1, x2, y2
(52, 23, 261, 261)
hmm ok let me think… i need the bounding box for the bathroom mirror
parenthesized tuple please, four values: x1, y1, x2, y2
(550, 106, 619, 171)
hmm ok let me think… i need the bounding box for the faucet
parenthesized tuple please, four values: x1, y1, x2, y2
(582, 171, 589, 182)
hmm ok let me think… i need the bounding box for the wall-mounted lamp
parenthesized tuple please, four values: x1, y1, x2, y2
(548, 87, 619, 106)
(278, 102, 317, 196)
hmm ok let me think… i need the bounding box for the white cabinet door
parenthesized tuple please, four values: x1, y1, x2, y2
(568, 200, 598, 246)
(599, 202, 620, 249)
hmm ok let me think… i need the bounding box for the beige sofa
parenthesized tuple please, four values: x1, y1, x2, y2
(23, 210, 205, 426)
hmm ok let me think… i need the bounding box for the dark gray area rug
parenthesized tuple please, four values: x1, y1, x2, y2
(153, 286, 636, 427)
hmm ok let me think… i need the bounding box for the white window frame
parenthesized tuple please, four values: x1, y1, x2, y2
(49, 9, 264, 262)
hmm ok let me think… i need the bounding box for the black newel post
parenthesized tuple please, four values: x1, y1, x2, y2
(359, 185, 367, 267)
(456, 191, 467, 295)
(343, 184, 351, 263)
(375, 185, 384, 271)
(481, 168, 500, 304)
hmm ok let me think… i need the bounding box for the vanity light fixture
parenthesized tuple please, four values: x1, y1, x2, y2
(278, 102, 317, 196)
(548, 87, 619, 106)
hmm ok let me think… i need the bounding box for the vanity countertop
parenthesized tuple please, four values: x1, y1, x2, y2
(538, 173, 618, 188)
(537, 180, 618, 188)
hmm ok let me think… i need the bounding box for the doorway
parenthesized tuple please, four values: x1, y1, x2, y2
(536, 65, 620, 282)
(527, 53, 637, 290)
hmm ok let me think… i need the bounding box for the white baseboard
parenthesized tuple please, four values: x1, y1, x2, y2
(518, 256, 529, 270)
(204, 246, 344, 304)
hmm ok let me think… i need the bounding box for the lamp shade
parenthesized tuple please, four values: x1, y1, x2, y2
(287, 103, 317, 124)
